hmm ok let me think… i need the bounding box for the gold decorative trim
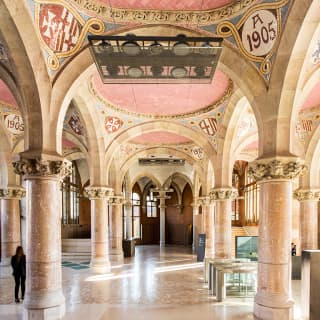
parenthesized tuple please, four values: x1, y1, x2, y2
(217, 0, 289, 76)
(84, 186, 114, 199)
(293, 189, 320, 201)
(209, 188, 238, 201)
(35, 0, 105, 71)
(249, 157, 307, 182)
(69, 0, 256, 25)
(0, 187, 26, 199)
(90, 78, 233, 119)
(13, 158, 72, 179)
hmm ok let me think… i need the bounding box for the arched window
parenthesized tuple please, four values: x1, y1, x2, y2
(61, 162, 81, 224)
(132, 192, 141, 238)
(146, 192, 157, 217)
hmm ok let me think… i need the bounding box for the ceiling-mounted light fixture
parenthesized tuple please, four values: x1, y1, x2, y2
(88, 34, 223, 84)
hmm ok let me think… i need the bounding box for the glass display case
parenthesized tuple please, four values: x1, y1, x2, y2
(235, 236, 258, 261)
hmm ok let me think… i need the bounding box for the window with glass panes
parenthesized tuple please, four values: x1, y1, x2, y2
(146, 192, 157, 217)
(132, 192, 141, 238)
(61, 162, 81, 224)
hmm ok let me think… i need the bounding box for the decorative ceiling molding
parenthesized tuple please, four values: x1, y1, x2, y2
(90, 78, 233, 119)
(68, 0, 256, 25)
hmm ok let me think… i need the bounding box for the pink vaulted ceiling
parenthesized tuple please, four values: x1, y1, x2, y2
(302, 82, 320, 111)
(97, 0, 232, 10)
(93, 70, 229, 116)
(62, 137, 78, 148)
(131, 132, 191, 144)
(0, 80, 17, 107)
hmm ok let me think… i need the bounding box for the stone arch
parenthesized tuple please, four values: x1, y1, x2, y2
(71, 95, 107, 185)
(105, 121, 216, 182)
(272, 0, 318, 155)
(50, 23, 266, 157)
(0, 123, 13, 186)
(130, 174, 161, 191)
(302, 124, 320, 187)
(0, 1, 51, 151)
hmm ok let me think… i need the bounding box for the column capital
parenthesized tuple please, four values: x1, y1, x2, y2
(108, 195, 125, 205)
(0, 186, 26, 199)
(293, 189, 320, 201)
(209, 188, 238, 201)
(249, 156, 307, 182)
(84, 186, 114, 199)
(13, 156, 72, 180)
(198, 196, 210, 206)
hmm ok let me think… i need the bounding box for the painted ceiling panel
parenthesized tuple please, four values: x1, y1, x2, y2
(0, 80, 17, 107)
(302, 81, 320, 111)
(131, 132, 191, 144)
(92, 70, 230, 116)
(98, 0, 232, 10)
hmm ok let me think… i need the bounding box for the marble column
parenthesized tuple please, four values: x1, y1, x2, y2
(0, 186, 25, 277)
(209, 189, 238, 259)
(152, 188, 173, 247)
(109, 196, 124, 263)
(294, 189, 320, 251)
(124, 200, 132, 239)
(249, 157, 306, 320)
(191, 202, 200, 252)
(199, 196, 215, 258)
(13, 157, 72, 320)
(85, 187, 113, 273)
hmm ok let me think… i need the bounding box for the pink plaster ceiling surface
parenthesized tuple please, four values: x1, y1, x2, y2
(244, 141, 258, 151)
(0, 80, 17, 107)
(98, 0, 232, 10)
(131, 132, 191, 144)
(62, 137, 78, 148)
(93, 70, 229, 116)
(302, 82, 320, 111)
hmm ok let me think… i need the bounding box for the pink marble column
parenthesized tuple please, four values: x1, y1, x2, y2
(152, 188, 173, 247)
(191, 202, 200, 252)
(13, 157, 72, 320)
(249, 157, 306, 320)
(85, 187, 113, 273)
(294, 189, 320, 251)
(199, 196, 215, 258)
(109, 196, 124, 262)
(0, 187, 25, 277)
(209, 189, 238, 259)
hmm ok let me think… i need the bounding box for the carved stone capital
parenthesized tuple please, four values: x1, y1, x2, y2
(293, 189, 320, 201)
(13, 158, 72, 179)
(0, 186, 26, 199)
(108, 195, 125, 205)
(198, 196, 210, 206)
(209, 188, 238, 201)
(248, 157, 307, 182)
(84, 186, 114, 199)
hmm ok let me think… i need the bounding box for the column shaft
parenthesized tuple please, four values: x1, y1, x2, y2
(0, 198, 21, 275)
(159, 199, 166, 246)
(24, 176, 65, 319)
(124, 204, 132, 239)
(300, 200, 318, 250)
(91, 198, 111, 273)
(214, 200, 232, 259)
(110, 203, 123, 261)
(204, 204, 215, 258)
(254, 180, 293, 320)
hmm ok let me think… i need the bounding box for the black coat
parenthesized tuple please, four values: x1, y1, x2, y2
(11, 255, 26, 277)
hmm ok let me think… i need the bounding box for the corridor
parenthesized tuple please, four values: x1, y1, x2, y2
(0, 246, 302, 320)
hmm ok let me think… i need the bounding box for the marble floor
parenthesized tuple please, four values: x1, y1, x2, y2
(0, 246, 302, 320)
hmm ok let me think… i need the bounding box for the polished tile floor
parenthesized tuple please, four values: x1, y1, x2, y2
(0, 246, 302, 319)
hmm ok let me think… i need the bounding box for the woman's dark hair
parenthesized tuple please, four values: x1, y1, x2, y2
(16, 246, 24, 257)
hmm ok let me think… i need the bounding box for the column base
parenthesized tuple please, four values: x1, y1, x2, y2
(23, 290, 65, 320)
(23, 303, 65, 320)
(110, 250, 124, 264)
(90, 257, 111, 274)
(254, 294, 294, 320)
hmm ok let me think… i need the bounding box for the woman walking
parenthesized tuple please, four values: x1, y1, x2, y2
(11, 246, 26, 303)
